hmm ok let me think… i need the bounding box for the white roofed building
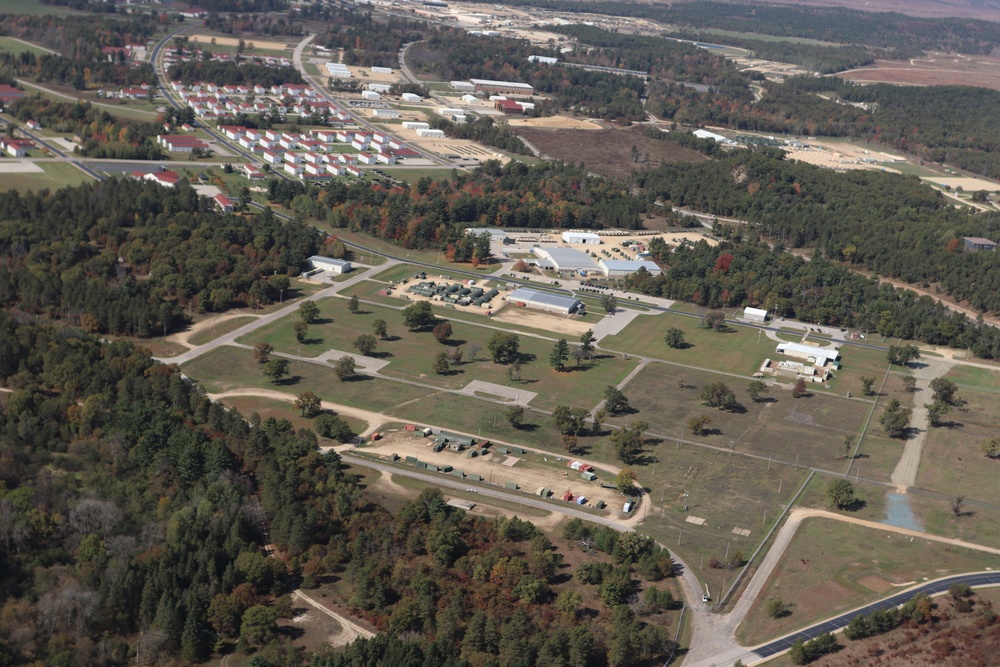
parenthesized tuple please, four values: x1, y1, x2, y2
(598, 259, 662, 278)
(561, 231, 601, 245)
(507, 288, 584, 315)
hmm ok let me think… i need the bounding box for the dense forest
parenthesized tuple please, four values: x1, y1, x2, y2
(409, 30, 648, 122)
(187, 0, 287, 12)
(628, 235, 1000, 358)
(670, 30, 875, 74)
(8, 96, 165, 160)
(0, 313, 679, 665)
(318, 8, 427, 68)
(204, 12, 304, 37)
(267, 159, 649, 248)
(0, 178, 320, 336)
(636, 147, 1000, 331)
(493, 0, 1000, 57)
(167, 61, 304, 88)
(0, 14, 156, 61)
(0, 51, 155, 91)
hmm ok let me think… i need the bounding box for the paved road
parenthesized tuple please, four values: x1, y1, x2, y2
(291, 35, 448, 168)
(750, 571, 1000, 660)
(157, 262, 395, 365)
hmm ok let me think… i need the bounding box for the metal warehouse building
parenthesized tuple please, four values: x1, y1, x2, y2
(309, 255, 352, 275)
(507, 288, 584, 315)
(598, 259, 662, 278)
(532, 246, 599, 273)
(561, 231, 601, 245)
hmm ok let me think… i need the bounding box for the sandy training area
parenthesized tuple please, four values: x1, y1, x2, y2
(0, 161, 43, 173)
(505, 116, 603, 130)
(188, 34, 288, 51)
(347, 65, 404, 84)
(786, 148, 900, 173)
(490, 302, 592, 337)
(921, 176, 1000, 191)
(362, 430, 628, 513)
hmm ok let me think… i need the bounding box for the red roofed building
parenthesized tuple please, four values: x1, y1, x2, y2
(0, 84, 25, 103)
(157, 134, 207, 153)
(121, 87, 149, 100)
(495, 99, 524, 114)
(144, 170, 182, 188)
(214, 194, 234, 212)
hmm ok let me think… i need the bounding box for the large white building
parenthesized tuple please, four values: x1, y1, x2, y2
(309, 255, 352, 275)
(507, 287, 584, 315)
(598, 259, 662, 278)
(776, 342, 840, 365)
(532, 247, 599, 273)
(561, 231, 601, 245)
(743, 307, 768, 323)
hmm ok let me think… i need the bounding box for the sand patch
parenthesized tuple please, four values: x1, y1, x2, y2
(505, 115, 603, 130)
(0, 161, 43, 173)
(490, 302, 591, 337)
(188, 34, 288, 51)
(922, 176, 1000, 191)
(857, 574, 894, 593)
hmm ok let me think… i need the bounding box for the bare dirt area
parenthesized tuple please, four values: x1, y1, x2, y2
(359, 429, 628, 512)
(347, 65, 404, 84)
(505, 115, 604, 130)
(187, 34, 289, 51)
(838, 53, 1000, 90)
(514, 126, 707, 180)
(490, 302, 592, 337)
(752, 0, 1000, 21)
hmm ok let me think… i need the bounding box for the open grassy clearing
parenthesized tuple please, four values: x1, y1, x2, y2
(0, 36, 52, 57)
(216, 394, 368, 439)
(0, 162, 93, 192)
(0, 0, 83, 16)
(944, 364, 1000, 392)
(639, 448, 810, 599)
(187, 316, 258, 345)
(916, 385, 1000, 504)
(181, 345, 428, 413)
(609, 362, 890, 478)
(600, 313, 773, 375)
(734, 517, 1000, 645)
(238, 296, 637, 411)
(794, 473, 889, 521)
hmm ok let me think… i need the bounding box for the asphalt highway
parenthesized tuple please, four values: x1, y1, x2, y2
(752, 570, 1000, 658)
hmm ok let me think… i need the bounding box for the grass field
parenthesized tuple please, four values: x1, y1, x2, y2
(916, 385, 1000, 503)
(0, 162, 93, 192)
(639, 448, 811, 599)
(735, 517, 999, 645)
(216, 394, 368, 439)
(0, 36, 52, 57)
(601, 314, 773, 375)
(609, 362, 887, 477)
(380, 167, 455, 184)
(0, 0, 82, 16)
(237, 296, 638, 411)
(181, 346, 428, 414)
(944, 364, 1000, 392)
(187, 316, 258, 346)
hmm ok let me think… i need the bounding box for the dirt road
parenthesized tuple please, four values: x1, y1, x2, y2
(208, 389, 386, 436)
(292, 590, 375, 646)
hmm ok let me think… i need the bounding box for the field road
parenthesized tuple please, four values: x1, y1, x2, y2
(682, 507, 1000, 667)
(155, 260, 398, 366)
(291, 589, 376, 646)
(207, 389, 388, 437)
(891, 358, 951, 488)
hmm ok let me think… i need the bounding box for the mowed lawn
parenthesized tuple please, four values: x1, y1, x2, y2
(601, 313, 773, 375)
(735, 518, 999, 645)
(611, 363, 880, 476)
(238, 297, 637, 411)
(216, 394, 369, 438)
(0, 36, 52, 56)
(916, 385, 1000, 503)
(181, 346, 429, 414)
(945, 363, 1000, 392)
(0, 162, 93, 192)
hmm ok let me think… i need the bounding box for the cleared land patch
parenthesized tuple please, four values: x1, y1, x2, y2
(735, 517, 1000, 645)
(513, 126, 707, 181)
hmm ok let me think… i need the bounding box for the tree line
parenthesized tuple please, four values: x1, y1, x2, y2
(0, 311, 681, 665)
(0, 178, 321, 336)
(167, 61, 304, 88)
(8, 96, 165, 160)
(0, 51, 156, 91)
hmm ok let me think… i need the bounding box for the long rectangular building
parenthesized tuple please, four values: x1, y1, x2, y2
(507, 288, 583, 315)
(469, 78, 534, 96)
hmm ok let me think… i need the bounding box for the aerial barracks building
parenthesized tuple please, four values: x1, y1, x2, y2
(470, 78, 534, 96)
